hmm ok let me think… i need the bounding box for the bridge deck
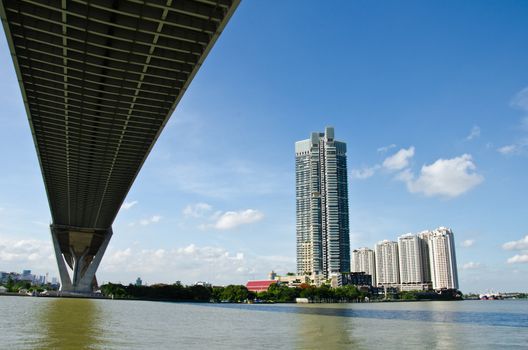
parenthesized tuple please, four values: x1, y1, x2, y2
(1, 0, 239, 229)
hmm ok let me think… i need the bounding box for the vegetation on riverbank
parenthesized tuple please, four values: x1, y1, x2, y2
(100, 282, 367, 302)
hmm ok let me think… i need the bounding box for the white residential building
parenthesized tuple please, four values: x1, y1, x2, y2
(398, 233, 423, 284)
(417, 230, 433, 283)
(351, 247, 376, 285)
(428, 227, 459, 290)
(375, 240, 399, 286)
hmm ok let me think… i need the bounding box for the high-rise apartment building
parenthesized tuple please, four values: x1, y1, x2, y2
(417, 230, 433, 283)
(428, 227, 459, 289)
(398, 233, 423, 285)
(295, 126, 350, 279)
(375, 240, 399, 286)
(351, 247, 376, 285)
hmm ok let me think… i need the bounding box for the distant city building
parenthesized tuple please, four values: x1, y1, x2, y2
(0, 272, 8, 283)
(135, 277, 143, 286)
(351, 247, 376, 286)
(428, 227, 459, 290)
(398, 233, 424, 285)
(375, 240, 400, 286)
(295, 126, 350, 279)
(20, 270, 33, 282)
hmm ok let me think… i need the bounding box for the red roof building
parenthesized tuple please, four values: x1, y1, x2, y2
(246, 280, 277, 293)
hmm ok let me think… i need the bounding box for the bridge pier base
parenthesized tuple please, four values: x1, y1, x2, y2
(50, 225, 113, 293)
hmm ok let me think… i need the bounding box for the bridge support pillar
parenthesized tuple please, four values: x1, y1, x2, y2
(50, 225, 113, 294)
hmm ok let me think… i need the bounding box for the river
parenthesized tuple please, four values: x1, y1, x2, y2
(1, 296, 527, 349)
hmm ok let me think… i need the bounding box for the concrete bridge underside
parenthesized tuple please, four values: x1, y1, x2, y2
(1, 0, 239, 292)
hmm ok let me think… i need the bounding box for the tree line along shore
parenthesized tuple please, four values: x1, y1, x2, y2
(99, 282, 464, 303)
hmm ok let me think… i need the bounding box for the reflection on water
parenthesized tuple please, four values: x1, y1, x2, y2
(2, 297, 527, 349)
(295, 305, 360, 350)
(37, 298, 105, 350)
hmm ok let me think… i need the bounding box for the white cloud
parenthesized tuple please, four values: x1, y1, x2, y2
(383, 147, 415, 171)
(183, 204, 265, 231)
(0, 238, 56, 275)
(502, 235, 528, 251)
(377, 144, 396, 153)
(503, 235, 528, 264)
(102, 244, 294, 285)
(511, 86, 528, 111)
(497, 139, 528, 156)
(507, 255, 528, 264)
(461, 239, 475, 247)
(521, 116, 528, 131)
(351, 165, 380, 180)
(499, 88, 528, 156)
(466, 126, 481, 141)
(398, 154, 483, 198)
(121, 200, 138, 210)
(212, 209, 264, 230)
(137, 215, 162, 226)
(183, 203, 212, 218)
(497, 144, 518, 155)
(462, 262, 481, 270)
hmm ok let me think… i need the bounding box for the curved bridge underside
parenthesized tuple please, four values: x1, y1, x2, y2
(1, 0, 239, 292)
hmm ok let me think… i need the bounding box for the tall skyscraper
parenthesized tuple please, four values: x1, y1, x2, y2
(428, 227, 459, 289)
(351, 248, 376, 285)
(398, 233, 424, 284)
(375, 240, 400, 286)
(295, 126, 350, 279)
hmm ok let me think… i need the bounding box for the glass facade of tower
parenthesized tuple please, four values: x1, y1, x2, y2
(295, 127, 350, 278)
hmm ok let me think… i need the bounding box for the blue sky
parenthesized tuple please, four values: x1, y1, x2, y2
(0, 1, 527, 292)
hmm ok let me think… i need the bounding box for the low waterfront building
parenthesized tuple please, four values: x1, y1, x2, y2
(246, 280, 277, 293)
(351, 247, 376, 286)
(273, 274, 310, 288)
(195, 281, 212, 288)
(342, 272, 372, 287)
(399, 283, 432, 292)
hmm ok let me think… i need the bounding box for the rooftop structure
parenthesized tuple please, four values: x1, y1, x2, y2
(246, 280, 277, 293)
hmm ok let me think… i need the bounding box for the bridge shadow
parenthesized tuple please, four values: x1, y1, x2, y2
(36, 298, 106, 350)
